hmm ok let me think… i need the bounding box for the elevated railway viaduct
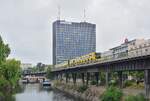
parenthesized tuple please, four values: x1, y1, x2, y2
(52, 54, 150, 98)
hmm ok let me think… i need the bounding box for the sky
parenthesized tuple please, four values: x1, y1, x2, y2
(0, 0, 150, 65)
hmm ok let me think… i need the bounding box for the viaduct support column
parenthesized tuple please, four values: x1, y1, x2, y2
(86, 72, 90, 85)
(106, 72, 110, 87)
(95, 72, 99, 86)
(81, 73, 85, 85)
(118, 71, 123, 88)
(145, 70, 150, 99)
(66, 73, 69, 83)
(72, 73, 77, 85)
(55, 74, 58, 80)
(60, 73, 63, 81)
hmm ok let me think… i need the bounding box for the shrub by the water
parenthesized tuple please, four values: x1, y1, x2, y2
(90, 80, 97, 85)
(125, 93, 146, 101)
(109, 80, 117, 86)
(124, 80, 134, 87)
(101, 86, 123, 101)
(77, 85, 88, 93)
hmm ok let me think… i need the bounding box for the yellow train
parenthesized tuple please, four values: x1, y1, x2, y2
(55, 52, 101, 68)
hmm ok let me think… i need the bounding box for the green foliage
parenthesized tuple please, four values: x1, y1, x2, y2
(0, 36, 10, 64)
(124, 80, 134, 87)
(125, 94, 146, 101)
(128, 71, 144, 79)
(0, 92, 4, 100)
(100, 72, 106, 85)
(77, 85, 88, 93)
(109, 80, 117, 86)
(46, 65, 54, 79)
(90, 80, 97, 85)
(0, 36, 21, 99)
(0, 59, 21, 87)
(101, 86, 123, 101)
(0, 76, 10, 93)
(30, 66, 38, 72)
(36, 62, 45, 71)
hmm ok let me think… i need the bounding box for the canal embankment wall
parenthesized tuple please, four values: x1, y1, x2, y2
(52, 81, 105, 101)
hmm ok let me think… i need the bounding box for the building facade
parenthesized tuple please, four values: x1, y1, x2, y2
(110, 39, 129, 59)
(53, 20, 96, 65)
(128, 39, 150, 57)
(101, 50, 113, 60)
(21, 63, 32, 70)
(107, 38, 147, 59)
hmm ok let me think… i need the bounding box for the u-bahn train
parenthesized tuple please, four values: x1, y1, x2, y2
(55, 52, 101, 68)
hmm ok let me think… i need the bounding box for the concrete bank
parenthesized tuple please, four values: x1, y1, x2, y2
(53, 81, 106, 101)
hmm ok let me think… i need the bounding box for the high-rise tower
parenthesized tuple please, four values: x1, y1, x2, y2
(53, 20, 96, 65)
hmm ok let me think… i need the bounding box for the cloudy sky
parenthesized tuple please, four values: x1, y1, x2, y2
(0, 0, 150, 65)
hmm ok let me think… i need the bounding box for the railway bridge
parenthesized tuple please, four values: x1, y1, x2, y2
(52, 53, 150, 98)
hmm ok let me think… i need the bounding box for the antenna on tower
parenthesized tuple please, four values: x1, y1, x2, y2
(57, 5, 61, 20)
(83, 9, 86, 22)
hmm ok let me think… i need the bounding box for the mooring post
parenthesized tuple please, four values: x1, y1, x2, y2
(145, 70, 150, 99)
(118, 71, 123, 88)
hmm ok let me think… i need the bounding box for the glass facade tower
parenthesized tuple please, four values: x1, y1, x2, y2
(53, 20, 96, 65)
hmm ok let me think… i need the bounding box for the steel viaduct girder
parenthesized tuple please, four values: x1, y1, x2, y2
(52, 55, 150, 99)
(23, 72, 46, 77)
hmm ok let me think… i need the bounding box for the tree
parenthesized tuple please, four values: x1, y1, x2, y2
(0, 35, 10, 64)
(46, 65, 53, 79)
(36, 62, 45, 71)
(0, 36, 20, 99)
(1, 59, 21, 85)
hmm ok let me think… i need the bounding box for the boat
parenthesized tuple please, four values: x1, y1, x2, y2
(42, 80, 51, 89)
(21, 78, 28, 84)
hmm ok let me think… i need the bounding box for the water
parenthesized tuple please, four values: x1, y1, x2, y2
(14, 84, 76, 101)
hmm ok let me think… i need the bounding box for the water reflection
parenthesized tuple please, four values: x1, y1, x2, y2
(14, 84, 76, 101)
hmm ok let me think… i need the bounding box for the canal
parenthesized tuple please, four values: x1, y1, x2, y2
(14, 84, 76, 101)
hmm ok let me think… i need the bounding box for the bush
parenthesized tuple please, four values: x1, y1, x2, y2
(136, 94, 146, 101)
(125, 95, 137, 101)
(77, 85, 88, 93)
(101, 86, 123, 101)
(90, 80, 97, 85)
(109, 80, 117, 86)
(125, 94, 146, 101)
(124, 80, 134, 87)
(0, 92, 4, 101)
